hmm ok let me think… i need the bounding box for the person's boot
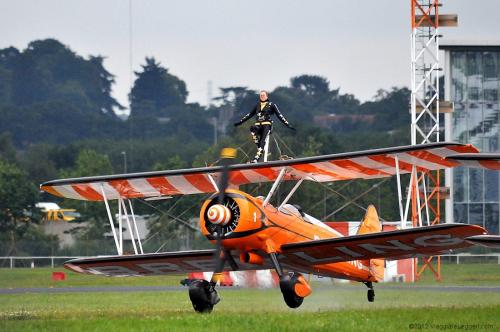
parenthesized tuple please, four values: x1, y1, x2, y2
(252, 147, 264, 163)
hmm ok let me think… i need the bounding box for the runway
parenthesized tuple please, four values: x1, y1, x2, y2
(0, 285, 499, 295)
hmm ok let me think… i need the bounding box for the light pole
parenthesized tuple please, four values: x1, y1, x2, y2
(211, 117, 218, 146)
(121, 151, 127, 173)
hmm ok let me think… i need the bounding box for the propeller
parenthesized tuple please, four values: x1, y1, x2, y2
(210, 148, 237, 283)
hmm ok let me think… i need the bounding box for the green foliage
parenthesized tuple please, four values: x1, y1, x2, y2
(0, 160, 38, 233)
(1, 39, 123, 115)
(0, 133, 17, 164)
(130, 57, 188, 118)
(61, 149, 113, 178)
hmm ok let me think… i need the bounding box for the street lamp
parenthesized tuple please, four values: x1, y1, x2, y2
(121, 151, 127, 173)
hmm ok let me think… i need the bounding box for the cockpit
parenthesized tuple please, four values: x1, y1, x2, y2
(279, 203, 343, 237)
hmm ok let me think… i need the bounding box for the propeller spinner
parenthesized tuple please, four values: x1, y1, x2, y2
(207, 204, 232, 226)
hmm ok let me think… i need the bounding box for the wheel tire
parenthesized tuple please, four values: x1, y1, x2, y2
(279, 272, 305, 309)
(283, 291, 304, 308)
(367, 289, 375, 302)
(188, 279, 218, 313)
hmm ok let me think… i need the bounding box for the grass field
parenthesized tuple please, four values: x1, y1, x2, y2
(0, 264, 499, 331)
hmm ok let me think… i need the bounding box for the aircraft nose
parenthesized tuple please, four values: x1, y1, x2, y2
(207, 204, 232, 225)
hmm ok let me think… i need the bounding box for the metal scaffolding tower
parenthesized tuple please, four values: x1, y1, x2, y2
(409, 0, 457, 281)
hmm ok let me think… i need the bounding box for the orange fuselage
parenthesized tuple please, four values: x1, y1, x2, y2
(199, 189, 375, 282)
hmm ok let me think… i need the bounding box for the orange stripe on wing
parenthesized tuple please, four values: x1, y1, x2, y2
(41, 185, 65, 198)
(184, 174, 216, 192)
(146, 177, 182, 195)
(407, 150, 459, 167)
(447, 144, 480, 154)
(368, 155, 416, 172)
(333, 159, 391, 177)
(479, 160, 500, 170)
(252, 167, 280, 180)
(229, 171, 250, 186)
(291, 163, 350, 180)
(72, 184, 103, 201)
(108, 180, 144, 198)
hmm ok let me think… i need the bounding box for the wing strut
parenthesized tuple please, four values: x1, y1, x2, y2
(263, 167, 287, 207)
(278, 179, 304, 210)
(128, 199, 144, 254)
(99, 184, 144, 255)
(101, 184, 121, 255)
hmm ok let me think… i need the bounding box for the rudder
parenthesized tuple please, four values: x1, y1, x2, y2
(357, 205, 384, 281)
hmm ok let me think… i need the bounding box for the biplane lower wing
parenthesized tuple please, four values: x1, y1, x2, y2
(280, 224, 487, 266)
(65, 224, 488, 277)
(64, 249, 273, 276)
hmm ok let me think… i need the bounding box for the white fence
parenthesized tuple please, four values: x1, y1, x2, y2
(0, 256, 86, 268)
(1, 254, 499, 269)
(440, 253, 500, 265)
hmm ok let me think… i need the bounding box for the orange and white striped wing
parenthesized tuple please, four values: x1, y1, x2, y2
(41, 142, 496, 201)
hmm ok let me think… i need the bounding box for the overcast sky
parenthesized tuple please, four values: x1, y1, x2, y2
(2, 0, 500, 111)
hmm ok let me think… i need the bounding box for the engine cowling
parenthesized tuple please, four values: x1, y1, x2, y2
(199, 189, 266, 250)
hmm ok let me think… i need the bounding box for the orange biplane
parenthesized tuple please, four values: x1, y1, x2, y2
(40, 142, 500, 312)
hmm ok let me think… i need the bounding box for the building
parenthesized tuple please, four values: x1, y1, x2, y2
(442, 41, 500, 235)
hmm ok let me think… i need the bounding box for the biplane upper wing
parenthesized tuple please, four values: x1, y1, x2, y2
(445, 153, 500, 170)
(465, 235, 500, 249)
(279, 224, 487, 266)
(41, 142, 495, 201)
(64, 249, 273, 276)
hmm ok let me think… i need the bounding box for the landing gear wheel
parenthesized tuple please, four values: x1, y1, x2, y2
(188, 279, 220, 313)
(367, 289, 375, 302)
(279, 272, 305, 309)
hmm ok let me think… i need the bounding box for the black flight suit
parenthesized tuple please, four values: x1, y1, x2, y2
(234, 100, 294, 163)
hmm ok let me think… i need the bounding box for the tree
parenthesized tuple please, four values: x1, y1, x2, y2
(0, 160, 39, 255)
(0, 133, 17, 164)
(62, 148, 114, 178)
(291, 75, 330, 96)
(0, 39, 123, 116)
(129, 57, 188, 118)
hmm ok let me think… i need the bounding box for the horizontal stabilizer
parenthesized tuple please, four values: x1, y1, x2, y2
(280, 224, 486, 266)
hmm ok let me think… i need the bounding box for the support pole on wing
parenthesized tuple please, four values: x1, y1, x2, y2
(118, 198, 123, 254)
(120, 198, 138, 255)
(395, 156, 405, 229)
(263, 167, 287, 207)
(263, 131, 271, 162)
(279, 179, 304, 210)
(403, 167, 415, 228)
(100, 184, 122, 255)
(207, 174, 219, 192)
(414, 166, 423, 227)
(128, 199, 144, 254)
(421, 172, 431, 226)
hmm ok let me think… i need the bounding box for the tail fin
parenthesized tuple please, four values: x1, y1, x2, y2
(358, 205, 384, 281)
(357, 205, 382, 235)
